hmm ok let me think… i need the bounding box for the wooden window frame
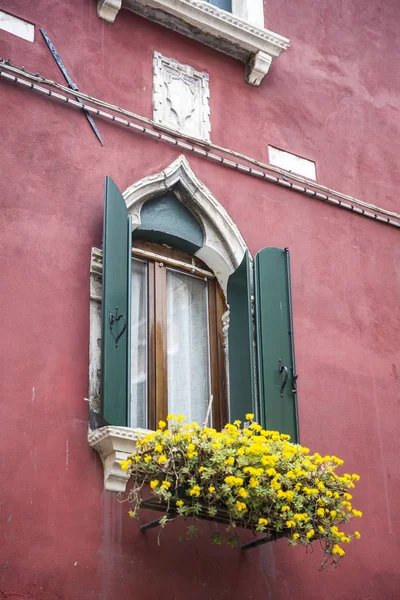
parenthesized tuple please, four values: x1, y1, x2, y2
(132, 240, 228, 430)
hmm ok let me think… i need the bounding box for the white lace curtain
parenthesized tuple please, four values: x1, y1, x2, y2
(166, 269, 210, 425)
(130, 259, 148, 428)
(130, 262, 211, 428)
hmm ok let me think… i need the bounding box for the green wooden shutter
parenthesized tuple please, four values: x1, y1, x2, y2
(101, 176, 132, 426)
(227, 251, 255, 422)
(254, 247, 299, 442)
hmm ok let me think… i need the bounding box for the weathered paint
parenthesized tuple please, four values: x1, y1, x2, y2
(0, 0, 400, 598)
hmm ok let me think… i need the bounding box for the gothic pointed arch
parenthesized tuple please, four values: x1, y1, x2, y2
(123, 155, 248, 293)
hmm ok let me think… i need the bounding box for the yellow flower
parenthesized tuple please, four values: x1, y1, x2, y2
(286, 520, 296, 528)
(189, 485, 201, 497)
(281, 505, 290, 512)
(352, 509, 362, 518)
(332, 544, 345, 557)
(318, 526, 324, 534)
(158, 455, 167, 464)
(187, 451, 198, 459)
(150, 480, 159, 489)
(354, 531, 361, 539)
(158, 420, 166, 429)
(119, 459, 132, 472)
(208, 486, 215, 493)
(245, 413, 254, 421)
(330, 510, 337, 519)
(199, 466, 206, 473)
(235, 501, 248, 513)
(330, 525, 339, 534)
(144, 455, 152, 463)
(177, 414, 185, 423)
(306, 529, 314, 539)
(238, 487, 248, 499)
(166, 413, 175, 421)
(225, 476, 243, 487)
(249, 477, 259, 488)
(293, 513, 308, 523)
(128, 510, 135, 518)
(351, 473, 360, 481)
(154, 444, 163, 453)
(265, 467, 277, 477)
(234, 420, 242, 426)
(161, 480, 171, 489)
(225, 456, 235, 466)
(293, 533, 300, 540)
(316, 508, 325, 517)
(176, 500, 184, 507)
(258, 518, 269, 525)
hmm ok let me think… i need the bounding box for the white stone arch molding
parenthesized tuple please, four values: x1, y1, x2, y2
(124, 154, 248, 294)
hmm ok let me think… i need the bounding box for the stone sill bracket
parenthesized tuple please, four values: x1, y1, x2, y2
(89, 425, 152, 492)
(97, 0, 290, 86)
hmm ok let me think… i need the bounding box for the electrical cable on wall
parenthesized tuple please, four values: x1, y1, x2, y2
(0, 59, 399, 230)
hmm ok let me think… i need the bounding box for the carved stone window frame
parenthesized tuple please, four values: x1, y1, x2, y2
(97, 0, 290, 86)
(88, 155, 249, 491)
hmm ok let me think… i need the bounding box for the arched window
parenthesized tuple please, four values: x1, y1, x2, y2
(89, 156, 298, 442)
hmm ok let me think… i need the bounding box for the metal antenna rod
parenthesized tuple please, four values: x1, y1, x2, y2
(40, 29, 103, 146)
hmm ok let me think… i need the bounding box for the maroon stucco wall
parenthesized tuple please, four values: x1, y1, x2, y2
(1, 0, 400, 598)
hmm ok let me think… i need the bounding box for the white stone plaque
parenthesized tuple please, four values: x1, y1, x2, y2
(153, 51, 211, 141)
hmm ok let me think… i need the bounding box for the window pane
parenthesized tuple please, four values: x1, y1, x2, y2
(166, 269, 211, 425)
(131, 259, 148, 428)
(207, 0, 232, 12)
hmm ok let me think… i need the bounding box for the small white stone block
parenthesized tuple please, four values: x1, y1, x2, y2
(153, 51, 211, 142)
(268, 146, 317, 180)
(246, 50, 272, 86)
(97, 0, 122, 23)
(0, 10, 34, 42)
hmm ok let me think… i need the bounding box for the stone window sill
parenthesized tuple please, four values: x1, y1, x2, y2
(89, 425, 152, 492)
(97, 0, 290, 85)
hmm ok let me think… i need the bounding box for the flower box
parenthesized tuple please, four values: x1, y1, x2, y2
(121, 415, 362, 569)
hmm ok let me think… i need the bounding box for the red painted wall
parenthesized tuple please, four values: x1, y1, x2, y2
(0, 0, 399, 598)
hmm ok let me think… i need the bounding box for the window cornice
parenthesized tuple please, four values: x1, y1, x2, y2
(97, 0, 290, 86)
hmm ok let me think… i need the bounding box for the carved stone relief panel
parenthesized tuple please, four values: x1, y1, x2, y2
(153, 51, 211, 141)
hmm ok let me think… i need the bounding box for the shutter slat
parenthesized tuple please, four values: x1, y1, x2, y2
(254, 247, 299, 442)
(227, 251, 255, 422)
(101, 177, 131, 426)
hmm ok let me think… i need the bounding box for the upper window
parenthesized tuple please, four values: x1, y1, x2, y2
(97, 0, 289, 86)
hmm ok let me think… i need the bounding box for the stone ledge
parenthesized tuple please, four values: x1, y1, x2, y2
(88, 425, 152, 492)
(97, 0, 290, 85)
